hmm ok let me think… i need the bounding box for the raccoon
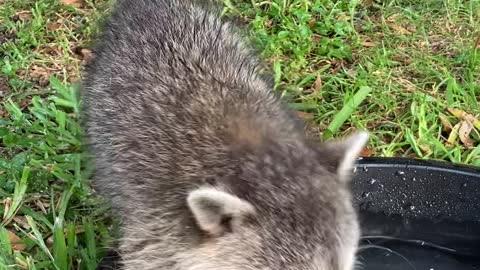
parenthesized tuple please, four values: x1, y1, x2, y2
(82, 0, 368, 269)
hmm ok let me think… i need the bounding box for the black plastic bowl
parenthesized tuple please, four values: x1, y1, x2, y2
(96, 157, 480, 269)
(353, 157, 480, 270)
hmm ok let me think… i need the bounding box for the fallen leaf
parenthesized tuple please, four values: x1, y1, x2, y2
(346, 69, 358, 77)
(6, 229, 27, 252)
(359, 147, 374, 157)
(419, 144, 431, 154)
(74, 47, 94, 65)
(47, 22, 61, 31)
(312, 74, 322, 96)
(60, 0, 82, 6)
(265, 19, 273, 27)
(354, 21, 363, 32)
(15, 257, 28, 270)
(391, 55, 412, 65)
(448, 108, 480, 131)
(389, 24, 411, 35)
(3, 198, 12, 220)
(447, 122, 461, 146)
(296, 111, 315, 121)
(361, 41, 375, 47)
(35, 199, 48, 215)
(308, 17, 316, 29)
(0, 109, 9, 119)
(386, 14, 401, 23)
(15, 11, 31, 21)
(439, 114, 453, 132)
(13, 216, 30, 230)
(20, 98, 31, 109)
(36, 45, 61, 56)
(406, 153, 419, 159)
(362, 0, 374, 7)
(459, 120, 474, 147)
(29, 65, 50, 87)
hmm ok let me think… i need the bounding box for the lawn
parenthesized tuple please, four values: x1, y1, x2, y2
(0, 0, 479, 269)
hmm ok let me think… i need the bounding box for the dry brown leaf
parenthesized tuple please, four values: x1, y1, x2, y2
(419, 144, 431, 154)
(74, 47, 94, 65)
(448, 108, 480, 131)
(36, 45, 62, 56)
(389, 24, 411, 35)
(386, 14, 401, 23)
(15, 257, 28, 270)
(362, 0, 374, 7)
(47, 22, 61, 31)
(459, 120, 474, 147)
(15, 11, 31, 21)
(308, 17, 316, 29)
(0, 109, 9, 119)
(6, 229, 27, 252)
(406, 153, 418, 159)
(3, 198, 12, 220)
(33, 200, 47, 215)
(361, 41, 375, 47)
(29, 65, 51, 87)
(13, 216, 30, 230)
(265, 19, 273, 27)
(354, 22, 363, 32)
(391, 55, 413, 65)
(296, 111, 315, 121)
(61, 0, 82, 6)
(439, 114, 453, 132)
(447, 122, 461, 146)
(312, 74, 322, 96)
(359, 147, 374, 157)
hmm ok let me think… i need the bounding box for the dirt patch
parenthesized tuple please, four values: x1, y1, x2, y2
(0, 31, 16, 47)
(0, 76, 11, 100)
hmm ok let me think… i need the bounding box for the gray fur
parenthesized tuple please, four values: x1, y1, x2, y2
(82, 0, 366, 269)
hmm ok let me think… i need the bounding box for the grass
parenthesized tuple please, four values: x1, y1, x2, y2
(0, 0, 479, 269)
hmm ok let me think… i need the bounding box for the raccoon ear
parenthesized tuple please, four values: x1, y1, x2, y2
(187, 187, 255, 236)
(320, 132, 369, 182)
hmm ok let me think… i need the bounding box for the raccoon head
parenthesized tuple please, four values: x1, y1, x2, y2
(181, 132, 368, 270)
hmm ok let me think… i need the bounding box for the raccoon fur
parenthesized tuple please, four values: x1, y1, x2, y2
(82, 0, 369, 269)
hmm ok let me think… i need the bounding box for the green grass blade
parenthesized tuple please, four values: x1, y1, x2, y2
(25, 216, 58, 270)
(2, 166, 30, 226)
(19, 206, 54, 230)
(66, 223, 76, 270)
(53, 219, 68, 270)
(324, 86, 371, 139)
(0, 226, 13, 255)
(84, 218, 97, 266)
